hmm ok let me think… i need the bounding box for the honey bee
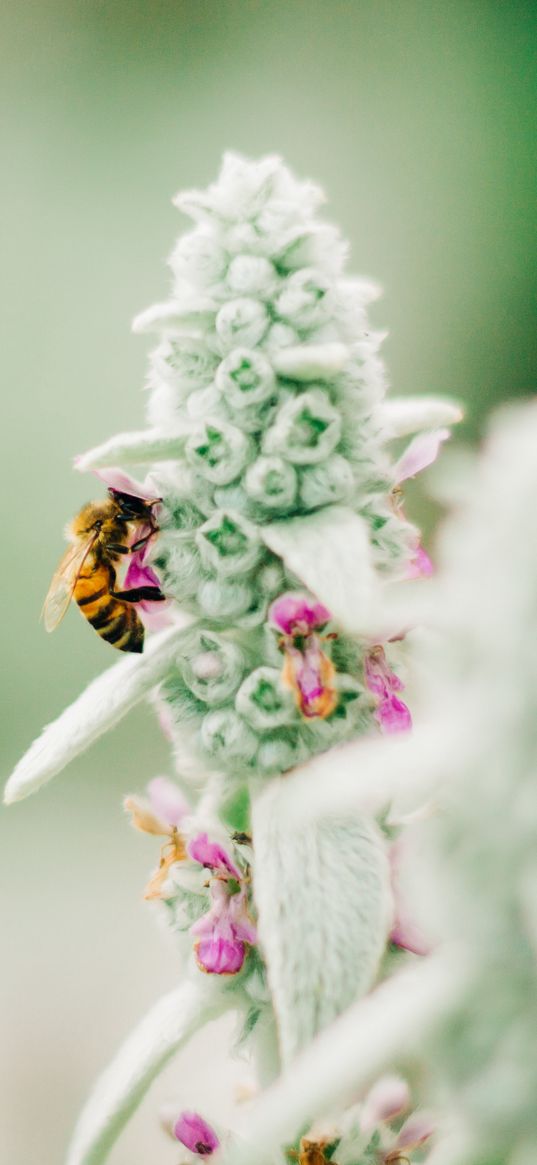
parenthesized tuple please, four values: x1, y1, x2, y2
(42, 488, 165, 653)
(289, 1138, 338, 1165)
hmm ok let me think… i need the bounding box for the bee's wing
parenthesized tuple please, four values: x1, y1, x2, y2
(41, 535, 97, 631)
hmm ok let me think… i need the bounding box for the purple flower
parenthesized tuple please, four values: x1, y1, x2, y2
(365, 647, 412, 734)
(173, 1111, 220, 1155)
(188, 834, 256, 975)
(269, 592, 331, 636)
(188, 832, 240, 879)
(192, 880, 257, 975)
(269, 592, 337, 720)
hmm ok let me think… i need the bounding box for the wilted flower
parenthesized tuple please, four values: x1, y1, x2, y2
(269, 592, 337, 719)
(124, 777, 189, 899)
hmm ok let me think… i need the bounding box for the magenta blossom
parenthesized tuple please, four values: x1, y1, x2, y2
(187, 833, 256, 975)
(269, 592, 337, 720)
(173, 1111, 220, 1155)
(188, 832, 240, 878)
(269, 592, 331, 636)
(365, 647, 412, 734)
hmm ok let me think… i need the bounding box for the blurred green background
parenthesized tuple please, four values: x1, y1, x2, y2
(1, 3, 535, 1163)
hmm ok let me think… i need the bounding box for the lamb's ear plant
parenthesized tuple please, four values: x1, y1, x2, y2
(5, 154, 463, 1165)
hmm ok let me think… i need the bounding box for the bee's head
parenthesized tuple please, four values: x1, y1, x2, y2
(66, 500, 116, 542)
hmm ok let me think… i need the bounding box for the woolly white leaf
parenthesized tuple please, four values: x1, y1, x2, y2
(251, 775, 392, 1063)
(275, 730, 444, 825)
(4, 621, 194, 804)
(66, 979, 227, 1165)
(272, 342, 349, 381)
(381, 396, 463, 438)
(132, 299, 217, 335)
(75, 426, 193, 471)
(224, 952, 464, 1165)
(262, 506, 375, 635)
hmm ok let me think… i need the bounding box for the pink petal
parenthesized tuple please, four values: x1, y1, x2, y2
(147, 777, 189, 829)
(124, 551, 162, 591)
(173, 1111, 220, 1155)
(227, 889, 257, 944)
(292, 641, 325, 714)
(394, 428, 450, 483)
(365, 649, 412, 734)
(389, 840, 430, 956)
(188, 833, 240, 878)
(390, 921, 430, 955)
(191, 883, 256, 973)
(123, 545, 175, 631)
(195, 934, 246, 974)
(375, 695, 412, 734)
(269, 591, 331, 635)
(393, 1112, 435, 1152)
(407, 544, 435, 579)
(361, 1075, 410, 1132)
(83, 465, 160, 501)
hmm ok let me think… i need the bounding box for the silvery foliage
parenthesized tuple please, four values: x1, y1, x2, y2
(227, 401, 537, 1165)
(5, 154, 463, 1165)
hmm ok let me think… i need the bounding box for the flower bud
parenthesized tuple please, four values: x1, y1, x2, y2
(274, 267, 331, 328)
(236, 666, 297, 730)
(215, 297, 269, 350)
(216, 348, 275, 409)
(226, 254, 277, 297)
(170, 229, 227, 287)
(186, 419, 254, 484)
(299, 455, 355, 509)
(181, 631, 246, 705)
(196, 510, 263, 576)
(200, 709, 258, 762)
(244, 455, 298, 510)
(197, 577, 255, 621)
(263, 389, 341, 465)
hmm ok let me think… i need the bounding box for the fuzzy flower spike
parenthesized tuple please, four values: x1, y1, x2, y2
(4, 154, 463, 1165)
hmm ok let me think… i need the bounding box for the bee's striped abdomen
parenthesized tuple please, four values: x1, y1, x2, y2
(74, 563, 144, 653)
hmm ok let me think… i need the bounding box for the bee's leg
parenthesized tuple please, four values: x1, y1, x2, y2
(107, 543, 130, 555)
(111, 585, 166, 603)
(130, 531, 156, 552)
